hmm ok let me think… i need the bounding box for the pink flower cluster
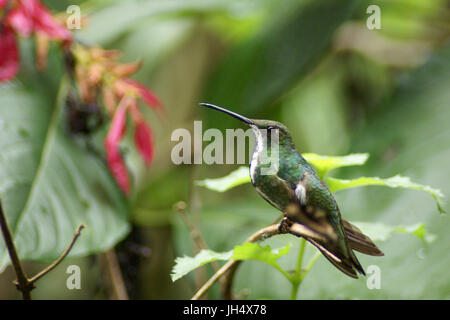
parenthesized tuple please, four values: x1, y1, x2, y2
(0, 0, 163, 194)
(0, 0, 71, 80)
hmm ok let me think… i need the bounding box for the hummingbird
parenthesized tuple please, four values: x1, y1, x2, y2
(200, 103, 383, 278)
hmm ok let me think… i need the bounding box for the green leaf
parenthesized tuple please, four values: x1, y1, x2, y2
(194, 156, 445, 215)
(171, 243, 290, 282)
(0, 80, 129, 272)
(195, 166, 250, 192)
(232, 242, 290, 267)
(194, 153, 369, 192)
(327, 175, 445, 213)
(79, 0, 248, 45)
(171, 249, 233, 282)
(354, 222, 437, 244)
(303, 153, 369, 178)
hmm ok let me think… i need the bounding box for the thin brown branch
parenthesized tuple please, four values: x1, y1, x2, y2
(192, 223, 281, 300)
(174, 201, 220, 273)
(222, 211, 312, 299)
(101, 248, 129, 300)
(1, 201, 85, 300)
(28, 224, 85, 283)
(191, 213, 326, 300)
(221, 260, 241, 299)
(0, 203, 32, 300)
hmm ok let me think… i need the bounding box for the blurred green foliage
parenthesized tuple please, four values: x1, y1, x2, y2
(0, 0, 449, 299)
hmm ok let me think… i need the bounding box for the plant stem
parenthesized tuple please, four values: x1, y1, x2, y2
(175, 201, 220, 273)
(303, 252, 321, 278)
(101, 248, 129, 300)
(291, 237, 307, 300)
(0, 203, 32, 300)
(192, 219, 326, 300)
(296, 238, 307, 276)
(290, 282, 300, 300)
(0, 202, 84, 299)
(29, 224, 85, 283)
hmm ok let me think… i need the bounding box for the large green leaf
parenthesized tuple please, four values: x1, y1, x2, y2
(0, 80, 129, 272)
(78, 0, 258, 45)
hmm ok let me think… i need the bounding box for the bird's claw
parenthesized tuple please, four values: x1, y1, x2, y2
(278, 215, 293, 234)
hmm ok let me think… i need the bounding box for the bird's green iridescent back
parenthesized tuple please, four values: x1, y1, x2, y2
(251, 142, 349, 249)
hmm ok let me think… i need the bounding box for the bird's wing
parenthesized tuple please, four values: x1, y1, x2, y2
(285, 171, 342, 241)
(285, 171, 366, 276)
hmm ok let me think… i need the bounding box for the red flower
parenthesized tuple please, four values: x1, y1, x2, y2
(72, 44, 162, 194)
(123, 78, 162, 110)
(104, 94, 157, 193)
(0, 0, 72, 82)
(116, 78, 163, 110)
(105, 98, 130, 194)
(134, 120, 154, 166)
(7, 0, 71, 41)
(0, 26, 19, 81)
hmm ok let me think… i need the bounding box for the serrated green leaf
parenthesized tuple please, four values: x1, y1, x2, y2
(194, 157, 445, 215)
(232, 243, 290, 267)
(194, 154, 370, 192)
(0, 80, 129, 272)
(171, 249, 233, 282)
(171, 243, 290, 282)
(195, 166, 250, 192)
(327, 175, 445, 213)
(354, 222, 436, 244)
(303, 153, 369, 178)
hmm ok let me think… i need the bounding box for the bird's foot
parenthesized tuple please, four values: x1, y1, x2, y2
(278, 215, 293, 234)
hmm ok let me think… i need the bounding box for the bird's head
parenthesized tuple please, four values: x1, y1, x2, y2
(200, 103, 291, 140)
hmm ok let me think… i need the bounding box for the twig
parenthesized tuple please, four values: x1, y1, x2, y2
(193, 224, 280, 300)
(191, 219, 323, 300)
(221, 260, 241, 299)
(0, 202, 85, 300)
(0, 203, 32, 300)
(28, 224, 85, 283)
(101, 248, 129, 300)
(174, 201, 220, 273)
(221, 212, 294, 299)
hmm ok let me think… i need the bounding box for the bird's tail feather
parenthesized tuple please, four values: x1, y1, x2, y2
(342, 219, 384, 256)
(307, 238, 359, 279)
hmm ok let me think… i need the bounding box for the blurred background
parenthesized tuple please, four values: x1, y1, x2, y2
(0, 0, 449, 299)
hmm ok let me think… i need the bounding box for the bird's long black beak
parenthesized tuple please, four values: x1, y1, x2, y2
(200, 103, 254, 125)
